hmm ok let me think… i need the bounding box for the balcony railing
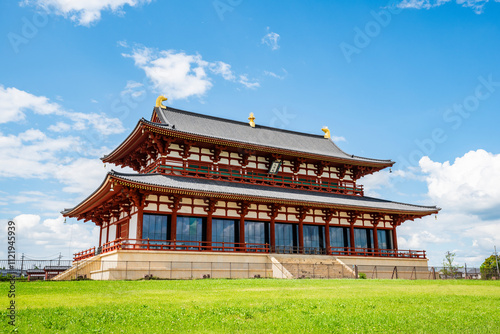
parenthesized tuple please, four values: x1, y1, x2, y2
(73, 247, 95, 261)
(74, 239, 426, 261)
(148, 160, 363, 196)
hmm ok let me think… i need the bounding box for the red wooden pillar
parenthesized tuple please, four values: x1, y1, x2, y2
(136, 206, 144, 240)
(322, 209, 336, 255)
(106, 222, 110, 243)
(206, 213, 212, 250)
(392, 226, 398, 250)
(98, 224, 103, 247)
(267, 204, 281, 253)
(170, 211, 177, 241)
(168, 195, 182, 245)
(347, 211, 360, 255)
(373, 224, 379, 254)
(204, 199, 217, 251)
(324, 222, 331, 255)
(349, 223, 355, 255)
(370, 213, 382, 255)
(238, 201, 250, 252)
(298, 221, 304, 253)
(239, 216, 245, 251)
(296, 207, 309, 254)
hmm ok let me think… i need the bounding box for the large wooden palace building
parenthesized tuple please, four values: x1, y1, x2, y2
(60, 97, 439, 280)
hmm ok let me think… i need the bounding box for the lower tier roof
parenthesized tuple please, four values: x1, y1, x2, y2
(103, 171, 438, 215)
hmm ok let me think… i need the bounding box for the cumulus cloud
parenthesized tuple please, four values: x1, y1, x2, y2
(0, 214, 99, 259)
(0, 128, 132, 197)
(396, 0, 500, 14)
(22, 0, 151, 26)
(262, 28, 280, 50)
(122, 46, 259, 99)
(0, 85, 124, 135)
(420, 149, 500, 219)
(358, 149, 500, 265)
(397, 211, 500, 266)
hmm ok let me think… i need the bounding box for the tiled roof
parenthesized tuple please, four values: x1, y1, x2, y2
(111, 171, 439, 214)
(155, 107, 393, 165)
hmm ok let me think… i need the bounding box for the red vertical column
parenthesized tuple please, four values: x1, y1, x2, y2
(392, 226, 398, 250)
(267, 204, 281, 253)
(206, 213, 212, 251)
(106, 222, 110, 243)
(99, 224, 103, 247)
(270, 217, 276, 253)
(239, 216, 245, 251)
(349, 223, 355, 255)
(298, 221, 304, 253)
(373, 224, 379, 254)
(324, 222, 331, 255)
(322, 209, 335, 255)
(136, 206, 144, 240)
(170, 211, 177, 242)
(370, 214, 383, 255)
(238, 201, 250, 252)
(296, 207, 309, 254)
(204, 199, 216, 251)
(167, 195, 182, 247)
(347, 211, 360, 255)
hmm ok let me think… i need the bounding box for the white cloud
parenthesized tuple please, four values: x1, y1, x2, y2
(262, 28, 280, 50)
(120, 80, 145, 98)
(264, 70, 286, 80)
(0, 85, 125, 135)
(123, 46, 259, 99)
(48, 121, 72, 132)
(210, 61, 236, 81)
(2, 214, 100, 259)
(331, 136, 346, 143)
(0, 129, 124, 196)
(0, 129, 80, 179)
(22, 0, 151, 26)
(357, 149, 500, 266)
(397, 211, 500, 266)
(396, 0, 500, 14)
(0, 85, 60, 123)
(238, 75, 260, 89)
(419, 149, 500, 218)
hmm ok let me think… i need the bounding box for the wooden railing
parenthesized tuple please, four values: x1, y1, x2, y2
(152, 160, 363, 196)
(94, 238, 269, 258)
(73, 247, 95, 261)
(274, 246, 425, 258)
(75, 240, 426, 261)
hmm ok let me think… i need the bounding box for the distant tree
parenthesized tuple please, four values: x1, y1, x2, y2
(480, 255, 500, 280)
(441, 251, 462, 278)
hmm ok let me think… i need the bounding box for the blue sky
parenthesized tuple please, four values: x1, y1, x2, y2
(1, 0, 499, 266)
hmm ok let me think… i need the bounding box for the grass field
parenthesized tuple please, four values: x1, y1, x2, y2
(1, 279, 499, 333)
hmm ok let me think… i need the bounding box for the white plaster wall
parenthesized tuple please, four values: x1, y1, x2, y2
(109, 224, 117, 241)
(129, 214, 138, 240)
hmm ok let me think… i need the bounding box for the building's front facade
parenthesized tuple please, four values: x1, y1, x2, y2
(60, 98, 439, 280)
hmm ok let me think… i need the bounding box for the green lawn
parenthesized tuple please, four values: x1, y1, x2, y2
(1, 279, 499, 333)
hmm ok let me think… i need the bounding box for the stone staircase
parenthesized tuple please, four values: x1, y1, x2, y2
(52, 255, 102, 281)
(272, 255, 356, 279)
